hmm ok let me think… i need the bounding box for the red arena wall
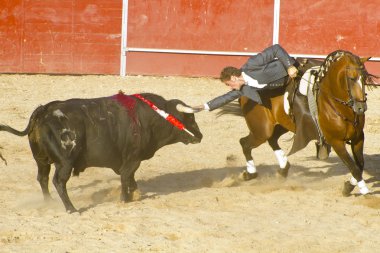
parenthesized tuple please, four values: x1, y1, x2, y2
(279, 0, 380, 77)
(125, 0, 274, 77)
(125, 0, 380, 77)
(0, 0, 122, 74)
(0, 0, 379, 76)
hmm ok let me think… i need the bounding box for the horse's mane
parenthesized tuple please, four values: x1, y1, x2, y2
(315, 50, 351, 85)
(363, 70, 379, 89)
(316, 50, 378, 88)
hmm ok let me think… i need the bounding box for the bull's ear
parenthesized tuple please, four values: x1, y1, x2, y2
(360, 57, 371, 64)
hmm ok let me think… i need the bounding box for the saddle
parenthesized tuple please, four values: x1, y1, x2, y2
(285, 58, 330, 157)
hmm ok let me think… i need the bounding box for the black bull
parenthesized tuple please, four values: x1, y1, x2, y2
(0, 92, 203, 213)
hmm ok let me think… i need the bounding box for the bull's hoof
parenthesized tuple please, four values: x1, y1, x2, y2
(121, 192, 134, 202)
(66, 207, 78, 214)
(277, 162, 290, 178)
(342, 181, 355, 197)
(43, 195, 54, 202)
(242, 171, 258, 181)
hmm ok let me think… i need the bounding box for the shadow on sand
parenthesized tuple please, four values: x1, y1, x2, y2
(72, 153, 380, 212)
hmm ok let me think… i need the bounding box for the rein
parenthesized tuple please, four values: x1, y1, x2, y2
(324, 92, 360, 126)
(133, 94, 195, 137)
(332, 97, 355, 107)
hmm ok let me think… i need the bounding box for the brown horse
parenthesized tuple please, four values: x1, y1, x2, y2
(314, 50, 377, 196)
(211, 58, 330, 179)
(178, 58, 330, 179)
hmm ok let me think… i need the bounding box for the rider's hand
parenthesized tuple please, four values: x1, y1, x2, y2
(287, 65, 298, 78)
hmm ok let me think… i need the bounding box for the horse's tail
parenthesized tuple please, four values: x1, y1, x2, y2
(215, 101, 243, 117)
(0, 105, 45, 137)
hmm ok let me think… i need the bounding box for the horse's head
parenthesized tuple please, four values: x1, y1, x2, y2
(319, 51, 369, 115)
(343, 54, 369, 114)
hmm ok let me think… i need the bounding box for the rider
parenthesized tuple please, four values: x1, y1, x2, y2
(190, 44, 298, 111)
(185, 44, 298, 180)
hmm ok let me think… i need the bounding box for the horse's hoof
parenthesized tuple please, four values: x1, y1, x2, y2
(316, 142, 331, 160)
(342, 181, 355, 197)
(277, 162, 290, 178)
(242, 171, 258, 181)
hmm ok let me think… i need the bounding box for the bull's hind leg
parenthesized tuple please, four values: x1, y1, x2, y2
(36, 161, 52, 201)
(30, 142, 53, 201)
(267, 125, 290, 178)
(52, 162, 77, 213)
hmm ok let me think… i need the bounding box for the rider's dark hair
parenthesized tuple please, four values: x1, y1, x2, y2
(220, 66, 242, 82)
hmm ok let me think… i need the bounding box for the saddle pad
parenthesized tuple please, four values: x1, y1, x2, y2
(299, 66, 320, 96)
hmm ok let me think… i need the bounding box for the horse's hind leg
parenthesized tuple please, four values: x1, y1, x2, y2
(239, 132, 267, 180)
(267, 125, 290, 178)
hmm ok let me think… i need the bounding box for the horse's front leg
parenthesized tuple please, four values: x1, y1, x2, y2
(351, 132, 365, 171)
(330, 140, 369, 196)
(349, 133, 369, 195)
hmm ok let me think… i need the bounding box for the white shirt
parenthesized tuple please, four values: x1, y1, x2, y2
(242, 72, 267, 88)
(203, 72, 267, 111)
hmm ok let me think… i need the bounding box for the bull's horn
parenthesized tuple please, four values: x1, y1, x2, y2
(177, 104, 205, 113)
(176, 104, 196, 113)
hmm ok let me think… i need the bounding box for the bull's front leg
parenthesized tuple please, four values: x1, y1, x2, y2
(120, 160, 141, 202)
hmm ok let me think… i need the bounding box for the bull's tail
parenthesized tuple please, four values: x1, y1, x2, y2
(0, 105, 45, 137)
(0, 124, 30, 136)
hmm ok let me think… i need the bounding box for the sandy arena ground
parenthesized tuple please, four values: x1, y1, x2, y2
(0, 74, 379, 253)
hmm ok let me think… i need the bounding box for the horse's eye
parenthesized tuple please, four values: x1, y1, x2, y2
(350, 75, 360, 81)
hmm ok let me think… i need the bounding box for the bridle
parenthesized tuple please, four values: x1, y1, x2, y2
(332, 66, 367, 115)
(317, 57, 368, 127)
